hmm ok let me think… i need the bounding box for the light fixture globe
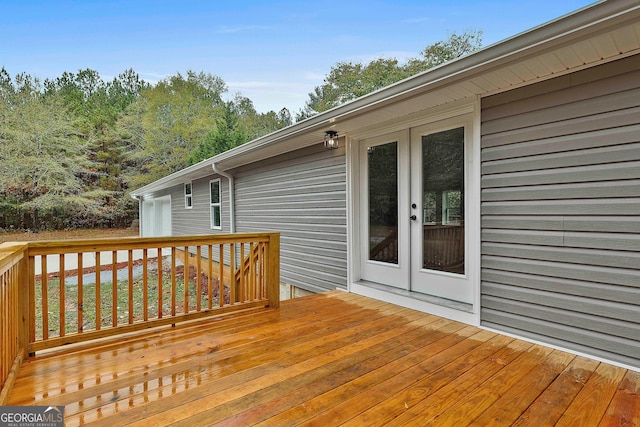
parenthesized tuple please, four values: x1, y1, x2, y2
(324, 130, 339, 150)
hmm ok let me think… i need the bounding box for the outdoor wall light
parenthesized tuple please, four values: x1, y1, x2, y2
(324, 130, 339, 150)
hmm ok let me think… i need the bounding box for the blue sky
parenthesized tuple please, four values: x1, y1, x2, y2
(1, 0, 596, 113)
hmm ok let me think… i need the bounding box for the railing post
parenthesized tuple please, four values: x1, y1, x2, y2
(19, 245, 32, 357)
(266, 233, 280, 309)
(10, 243, 35, 354)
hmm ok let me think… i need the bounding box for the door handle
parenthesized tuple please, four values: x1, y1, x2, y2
(410, 215, 417, 221)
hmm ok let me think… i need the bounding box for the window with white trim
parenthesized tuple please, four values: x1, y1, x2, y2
(210, 179, 222, 229)
(184, 182, 193, 209)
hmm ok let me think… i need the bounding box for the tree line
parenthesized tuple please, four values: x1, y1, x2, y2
(0, 30, 481, 232)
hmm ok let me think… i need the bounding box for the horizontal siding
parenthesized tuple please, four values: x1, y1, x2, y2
(233, 144, 348, 292)
(482, 128, 640, 169)
(481, 215, 640, 233)
(171, 176, 231, 236)
(482, 242, 640, 270)
(481, 309, 640, 368)
(480, 55, 640, 368)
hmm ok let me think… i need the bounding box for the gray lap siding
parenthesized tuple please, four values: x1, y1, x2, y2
(171, 176, 231, 236)
(232, 144, 348, 293)
(480, 55, 640, 367)
(143, 145, 347, 294)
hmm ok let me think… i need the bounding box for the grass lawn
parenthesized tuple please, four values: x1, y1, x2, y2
(35, 266, 223, 340)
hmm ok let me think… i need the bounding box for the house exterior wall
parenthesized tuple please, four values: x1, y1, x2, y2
(232, 144, 348, 293)
(480, 55, 640, 367)
(169, 176, 231, 235)
(140, 145, 347, 293)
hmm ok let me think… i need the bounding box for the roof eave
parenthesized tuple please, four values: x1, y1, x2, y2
(132, 0, 640, 196)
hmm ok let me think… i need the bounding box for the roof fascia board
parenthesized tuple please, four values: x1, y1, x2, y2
(131, 157, 215, 197)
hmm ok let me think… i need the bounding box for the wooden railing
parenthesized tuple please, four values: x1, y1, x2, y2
(369, 229, 399, 264)
(368, 225, 464, 273)
(0, 243, 29, 405)
(235, 242, 265, 301)
(0, 232, 279, 367)
(423, 224, 464, 272)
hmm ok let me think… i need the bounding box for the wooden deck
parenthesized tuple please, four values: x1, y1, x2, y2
(7, 291, 640, 426)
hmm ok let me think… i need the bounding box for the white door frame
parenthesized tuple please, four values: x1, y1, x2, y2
(347, 100, 481, 325)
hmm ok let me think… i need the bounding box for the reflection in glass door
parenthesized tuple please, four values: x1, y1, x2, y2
(421, 127, 465, 275)
(360, 131, 410, 289)
(410, 117, 473, 304)
(368, 141, 398, 265)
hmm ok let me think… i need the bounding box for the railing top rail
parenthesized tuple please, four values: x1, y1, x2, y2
(24, 232, 279, 256)
(0, 242, 28, 272)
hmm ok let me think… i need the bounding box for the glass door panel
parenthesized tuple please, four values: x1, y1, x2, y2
(410, 118, 473, 304)
(359, 131, 410, 289)
(368, 141, 398, 264)
(421, 127, 465, 274)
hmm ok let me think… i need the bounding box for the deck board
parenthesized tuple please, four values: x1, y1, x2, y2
(7, 291, 640, 426)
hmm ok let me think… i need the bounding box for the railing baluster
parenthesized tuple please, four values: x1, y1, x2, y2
(78, 253, 83, 333)
(3, 269, 7, 380)
(183, 246, 189, 314)
(1, 270, 6, 382)
(207, 244, 213, 310)
(128, 250, 133, 325)
(59, 254, 65, 338)
(95, 252, 101, 331)
(249, 242, 255, 301)
(28, 254, 35, 347)
(239, 242, 245, 303)
(171, 247, 177, 317)
(230, 243, 235, 304)
(218, 244, 224, 308)
(196, 246, 202, 312)
(157, 248, 163, 319)
(1, 270, 4, 381)
(261, 243, 266, 299)
(1, 271, 5, 382)
(112, 250, 117, 328)
(143, 248, 148, 322)
(41, 256, 48, 341)
(256, 244, 261, 300)
(256, 244, 262, 300)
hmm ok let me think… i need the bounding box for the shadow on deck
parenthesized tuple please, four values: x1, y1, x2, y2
(7, 291, 640, 426)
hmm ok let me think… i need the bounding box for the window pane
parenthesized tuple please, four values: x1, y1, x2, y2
(422, 127, 464, 274)
(210, 181, 220, 204)
(185, 183, 192, 195)
(212, 206, 221, 228)
(185, 195, 192, 208)
(368, 141, 398, 264)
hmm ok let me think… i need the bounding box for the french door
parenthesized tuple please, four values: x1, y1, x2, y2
(359, 130, 410, 289)
(359, 116, 474, 304)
